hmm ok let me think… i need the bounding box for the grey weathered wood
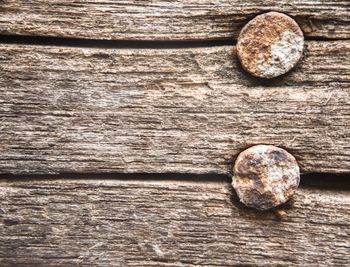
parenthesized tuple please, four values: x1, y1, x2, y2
(0, 176, 349, 266)
(0, 41, 349, 175)
(0, 0, 349, 40)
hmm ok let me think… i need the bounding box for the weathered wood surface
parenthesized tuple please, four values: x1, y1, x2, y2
(0, 41, 349, 175)
(0, 176, 349, 266)
(0, 1, 349, 41)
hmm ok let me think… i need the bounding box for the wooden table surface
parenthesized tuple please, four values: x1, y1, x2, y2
(0, 1, 349, 266)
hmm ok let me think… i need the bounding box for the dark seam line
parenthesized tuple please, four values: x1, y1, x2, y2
(306, 36, 350, 41)
(0, 173, 231, 183)
(0, 173, 349, 190)
(0, 34, 348, 49)
(0, 34, 235, 49)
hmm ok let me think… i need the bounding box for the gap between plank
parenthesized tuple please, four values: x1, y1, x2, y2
(0, 34, 234, 49)
(0, 173, 349, 190)
(0, 34, 346, 49)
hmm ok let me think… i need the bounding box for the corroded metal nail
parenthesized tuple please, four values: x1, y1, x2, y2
(232, 145, 300, 210)
(237, 12, 304, 78)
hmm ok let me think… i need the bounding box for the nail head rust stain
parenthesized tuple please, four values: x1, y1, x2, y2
(232, 145, 300, 210)
(237, 12, 304, 78)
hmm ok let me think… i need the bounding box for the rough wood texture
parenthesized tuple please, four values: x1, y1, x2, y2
(0, 41, 349, 175)
(0, 1, 349, 40)
(0, 176, 349, 266)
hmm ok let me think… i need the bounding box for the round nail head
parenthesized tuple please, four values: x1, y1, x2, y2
(237, 12, 304, 78)
(232, 145, 300, 210)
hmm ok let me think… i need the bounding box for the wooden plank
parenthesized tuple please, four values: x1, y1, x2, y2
(0, 41, 349, 175)
(0, 176, 349, 266)
(0, 1, 349, 41)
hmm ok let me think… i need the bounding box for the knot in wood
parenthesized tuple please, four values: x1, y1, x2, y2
(237, 12, 304, 78)
(232, 145, 300, 210)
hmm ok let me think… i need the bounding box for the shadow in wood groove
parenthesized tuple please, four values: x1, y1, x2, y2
(301, 173, 350, 191)
(0, 172, 348, 190)
(0, 34, 345, 50)
(0, 34, 234, 49)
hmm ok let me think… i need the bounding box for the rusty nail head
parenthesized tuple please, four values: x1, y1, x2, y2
(232, 145, 300, 210)
(237, 12, 304, 78)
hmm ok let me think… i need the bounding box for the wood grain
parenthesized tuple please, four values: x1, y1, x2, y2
(0, 176, 349, 266)
(0, 0, 349, 41)
(0, 41, 349, 175)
